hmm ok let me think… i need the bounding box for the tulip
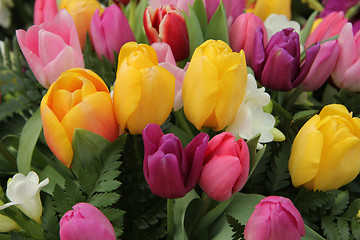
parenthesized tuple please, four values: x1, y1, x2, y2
(289, 104, 360, 191)
(149, 0, 194, 13)
(59, 0, 103, 49)
(320, 0, 358, 18)
(0, 214, 20, 232)
(40, 68, 119, 167)
(90, 5, 135, 63)
(143, 5, 189, 61)
(252, 28, 320, 91)
(248, 0, 291, 22)
(16, 9, 84, 88)
(34, 0, 58, 25)
(331, 23, 360, 91)
(143, 124, 209, 199)
(199, 132, 249, 201)
(0, 171, 49, 224)
(300, 40, 340, 91)
(305, 11, 347, 48)
(152, 42, 187, 111)
(60, 203, 116, 240)
(182, 40, 247, 131)
(264, 14, 301, 40)
(203, 0, 245, 25)
(244, 196, 305, 240)
(229, 13, 268, 65)
(113, 42, 175, 134)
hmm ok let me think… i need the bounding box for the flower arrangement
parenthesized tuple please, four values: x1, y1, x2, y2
(0, 0, 360, 239)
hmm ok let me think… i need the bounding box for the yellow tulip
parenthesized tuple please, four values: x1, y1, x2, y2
(113, 42, 175, 134)
(182, 40, 247, 131)
(248, 0, 291, 21)
(289, 104, 360, 191)
(40, 68, 119, 167)
(59, 0, 103, 49)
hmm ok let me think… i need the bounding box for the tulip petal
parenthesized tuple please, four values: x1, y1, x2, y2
(244, 203, 271, 240)
(143, 124, 164, 166)
(232, 139, 249, 193)
(90, 9, 108, 60)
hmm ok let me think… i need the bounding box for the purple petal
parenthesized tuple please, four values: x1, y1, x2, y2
(251, 27, 266, 78)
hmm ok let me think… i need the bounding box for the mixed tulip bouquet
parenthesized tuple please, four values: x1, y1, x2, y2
(1, 0, 360, 239)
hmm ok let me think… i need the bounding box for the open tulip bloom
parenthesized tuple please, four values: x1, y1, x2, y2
(5, 1, 360, 239)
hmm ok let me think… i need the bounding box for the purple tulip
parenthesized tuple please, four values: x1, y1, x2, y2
(244, 196, 305, 240)
(320, 0, 359, 18)
(252, 28, 320, 91)
(143, 124, 209, 199)
(90, 5, 135, 63)
(60, 203, 116, 240)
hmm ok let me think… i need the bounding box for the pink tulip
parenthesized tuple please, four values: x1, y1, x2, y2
(229, 13, 268, 65)
(60, 203, 116, 240)
(244, 196, 305, 240)
(331, 23, 360, 91)
(199, 132, 249, 201)
(16, 9, 84, 88)
(34, 0, 58, 25)
(203, 0, 245, 25)
(300, 40, 340, 91)
(305, 11, 347, 48)
(152, 42, 187, 111)
(90, 5, 135, 63)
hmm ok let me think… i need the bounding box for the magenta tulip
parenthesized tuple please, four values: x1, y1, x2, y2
(16, 9, 84, 88)
(90, 4, 135, 63)
(203, 0, 245, 25)
(332, 23, 360, 91)
(143, 5, 189, 61)
(199, 132, 249, 201)
(143, 124, 209, 199)
(244, 196, 305, 240)
(34, 0, 58, 25)
(320, 0, 359, 18)
(229, 13, 268, 65)
(60, 203, 116, 240)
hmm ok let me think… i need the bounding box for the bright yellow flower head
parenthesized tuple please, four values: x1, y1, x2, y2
(113, 42, 175, 134)
(247, 0, 291, 21)
(182, 40, 247, 131)
(289, 104, 360, 191)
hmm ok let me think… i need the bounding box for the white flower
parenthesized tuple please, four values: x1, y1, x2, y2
(0, 0, 14, 29)
(0, 171, 49, 223)
(226, 74, 275, 148)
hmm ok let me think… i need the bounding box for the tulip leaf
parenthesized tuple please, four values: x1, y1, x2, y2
(192, 0, 208, 35)
(300, 11, 318, 45)
(246, 133, 266, 178)
(204, 2, 229, 44)
(184, 8, 205, 58)
(17, 108, 42, 175)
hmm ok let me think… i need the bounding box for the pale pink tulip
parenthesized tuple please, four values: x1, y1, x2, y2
(332, 23, 360, 91)
(16, 9, 84, 88)
(34, 0, 58, 25)
(90, 4, 135, 63)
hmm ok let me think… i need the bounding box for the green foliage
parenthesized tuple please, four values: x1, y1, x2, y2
(225, 214, 245, 240)
(334, 89, 360, 117)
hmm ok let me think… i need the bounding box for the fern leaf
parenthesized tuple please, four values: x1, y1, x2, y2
(331, 191, 349, 216)
(337, 218, 350, 240)
(350, 220, 360, 239)
(343, 199, 360, 218)
(322, 216, 340, 240)
(225, 214, 245, 240)
(295, 188, 334, 215)
(89, 192, 121, 208)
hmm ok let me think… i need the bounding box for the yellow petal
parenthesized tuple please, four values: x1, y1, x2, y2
(319, 104, 352, 121)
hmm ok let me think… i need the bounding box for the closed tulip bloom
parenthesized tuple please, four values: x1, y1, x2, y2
(182, 40, 247, 131)
(60, 0, 103, 49)
(34, 0, 58, 25)
(60, 203, 116, 240)
(149, 0, 194, 13)
(40, 69, 119, 167)
(289, 104, 360, 191)
(199, 132, 249, 201)
(332, 23, 360, 91)
(248, 0, 291, 22)
(305, 11, 347, 48)
(143, 124, 209, 199)
(16, 9, 84, 88)
(90, 5, 135, 63)
(229, 13, 268, 65)
(244, 196, 305, 240)
(143, 5, 189, 61)
(113, 42, 175, 134)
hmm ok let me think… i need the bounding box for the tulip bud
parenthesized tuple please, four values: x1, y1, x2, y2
(60, 203, 116, 240)
(199, 132, 249, 201)
(289, 104, 360, 191)
(143, 124, 209, 199)
(34, 0, 58, 25)
(244, 196, 305, 240)
(90, 5, 135, 63)
(143, 5, 189, 61)
(248, 0, 291, 21)
(16, 9, 84, 88)
(113, 42, 175, 134)
(40, 69, 119, 167)
(182, 40, 247, 131)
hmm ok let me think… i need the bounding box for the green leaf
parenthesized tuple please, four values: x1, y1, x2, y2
(351, 220, 360, 239)
(39, 165, 65, 195)
(293, 110, 318, 122)
(331, 191, 350, 216)
(89, 192, 121, 208)
(184, 7, 204, 58)
(300, 11, 318, 45)
(343, 199, 360, 218)
(16, 108, 42, 175)
(101, 207, 125, 222)
(204, 2, 229, 44)
(246, 134, 266, 177)
(294, 188, 334, 215)
(322, 216, 340, 240)
(131, 0, 148, 44)
(225, 214, 245, 240)
(337, 218, 350, 240)
(41, 196, 60, 240)
(192, 0, 207, 34)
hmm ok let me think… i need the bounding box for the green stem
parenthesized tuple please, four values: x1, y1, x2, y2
(173, 110, 194, 138)
(285, 88, 304, 110)
(167, 199, 174, 240)
(0, 141, 17, 169)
